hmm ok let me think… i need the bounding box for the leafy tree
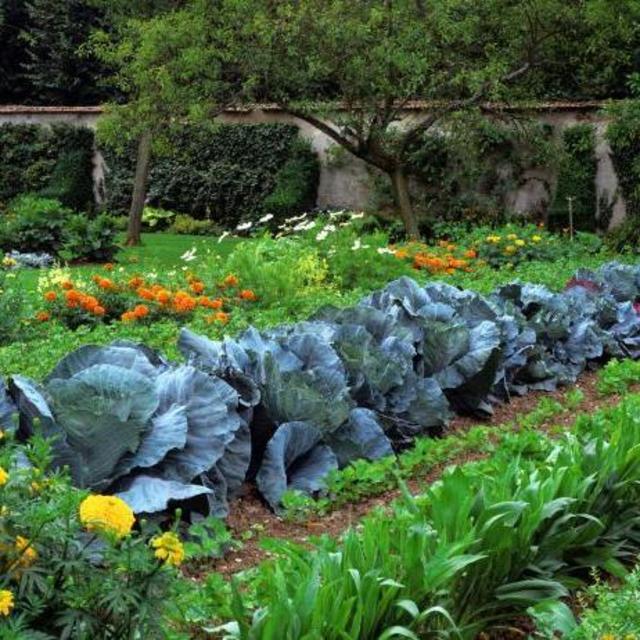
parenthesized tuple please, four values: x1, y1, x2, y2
(91, 1, 233, 244)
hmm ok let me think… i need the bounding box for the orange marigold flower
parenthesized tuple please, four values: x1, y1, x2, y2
(43, 291, 57, 302)
(222, 274, 239, 288)
(239, 289, 257, 301)
(61, 280, 74, 290)
(65, 290, 82, 304)
(464, 249, 477, 259)
(128, 277, 144, 289)
(121, 311, 136, 322)
(98, 278, 114, 290)
(137, 288, 155, 301)
(156, 289, 171, 304)
(207, 311, 230, 325)
(103, 263, 115, 271)
(81, 296, 100, 312)
(190, 281, 205, 294)
(93, 305, 106, 316)
(91, 275, 102, 284)
(133, 304, 149, 319)
(36, 311, 50, 322)
(394, 250, 409, 260)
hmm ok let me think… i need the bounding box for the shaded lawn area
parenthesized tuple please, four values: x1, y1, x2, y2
(16, 232, 241, 293)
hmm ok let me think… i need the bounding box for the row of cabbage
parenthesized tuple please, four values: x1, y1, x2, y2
(2, 261, 640, 517)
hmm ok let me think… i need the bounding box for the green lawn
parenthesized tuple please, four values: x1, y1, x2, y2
(16, 233, 241, 293)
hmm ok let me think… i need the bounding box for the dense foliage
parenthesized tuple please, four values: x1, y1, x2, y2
(102, 123, 319, 225)
(0, 124, 95, 211)
(606, 99, 640, 250)
(0, 196, 119, 263)
(547, 124, 599, 232)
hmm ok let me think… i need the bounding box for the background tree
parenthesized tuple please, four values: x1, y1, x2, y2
(136, 0, 595, 238)
(91, 1, 237, 245)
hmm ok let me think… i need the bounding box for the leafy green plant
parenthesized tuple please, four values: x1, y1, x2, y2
(597, 358, 640, 395)
(568, 568, 640, 639)
(0, 195, 72, 255)
(59, 212, 120, 263)
(142, 206, 177, 230)
(0, 434, 181, 639)
(169, 213, 220, 236)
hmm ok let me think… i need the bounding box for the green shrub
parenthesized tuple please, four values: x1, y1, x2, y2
(263, 139, 320, 222)
(59, 212, 119, 263)
(169, 213, 220, 235)
(102, 123, 319, 228)
(0, 195, 118, 263)
(0, 124, 95, 211)
(606, 100, 640, 251)
(142, 206, 176, 231)
(0, 195, 72, 254)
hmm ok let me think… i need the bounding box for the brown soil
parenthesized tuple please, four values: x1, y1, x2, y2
(188, 370, 632, 580)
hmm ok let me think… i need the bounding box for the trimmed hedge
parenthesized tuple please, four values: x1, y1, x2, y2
(0, 123, 95, 212)
(102, 123, 320, 228)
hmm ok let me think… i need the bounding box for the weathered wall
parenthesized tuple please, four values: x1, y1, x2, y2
(0, 104, 626, 225)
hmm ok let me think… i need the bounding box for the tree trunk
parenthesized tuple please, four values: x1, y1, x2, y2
(126, 131, 153, 247)
(389, 166, 420, 240)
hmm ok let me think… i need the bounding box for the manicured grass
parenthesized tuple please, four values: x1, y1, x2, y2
(16, 233, 241, 293)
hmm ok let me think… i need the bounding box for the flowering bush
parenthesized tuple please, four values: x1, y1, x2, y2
(0, 434, 184, 639)
(35, 265, 258, 329)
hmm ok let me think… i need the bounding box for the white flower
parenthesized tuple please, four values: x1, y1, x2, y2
(294, 221, 316, 232)
(258, 214, 274, 224)
(351, 239, 362, 251)
(180, 247, 198, 262)
(285, 212, 308, 223)
(324, 224, 336, 233)
(316, 230, 329, 241)
(329, 210, 346, 219)
(236, 221, 253, 231)
(377, 247, 395, 255)
(350, 212, 365, 219)
(218, 231, 231, 243)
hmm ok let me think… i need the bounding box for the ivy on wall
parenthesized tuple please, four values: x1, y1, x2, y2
(383, 118, 558, 228)
(0, 123, 95, 211)
(547, 124, 598, 232)
(102, 123, 320, 226)
(605, 99, 640, 250)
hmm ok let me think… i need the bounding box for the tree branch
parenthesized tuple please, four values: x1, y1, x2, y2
(399, 61, 531, 152)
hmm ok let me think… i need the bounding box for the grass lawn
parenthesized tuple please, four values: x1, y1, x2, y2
(16, 233, 241, 293)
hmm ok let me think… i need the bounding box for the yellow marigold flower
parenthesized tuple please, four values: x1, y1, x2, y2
(79, 495, 134, 538)
(507, 233, 518, 240)
(601, 635, 615, 640)
(151, 531, 185, 567)
(532, 235, 542, 242)
(0, 467, 8, 487)
(0, 590, 13, 616)
(0, 430, 4, 441)
(485, 235, 501, 244)
(515, 239, 526, 247)
(504, 245, 517, 255)
(15, 536, 37, 568)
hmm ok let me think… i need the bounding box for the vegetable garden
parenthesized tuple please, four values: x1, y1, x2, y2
(0, 212, 640, 638)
